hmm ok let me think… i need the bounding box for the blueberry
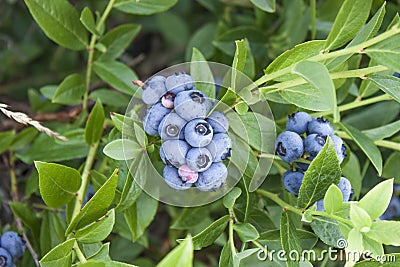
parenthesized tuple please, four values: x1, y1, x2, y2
(316, 199, 325, 211)
(163, 165, 192, 190)
(0, 247, 12, 267)
(174, 90, 213, 121)
(83, 184, 95, 206)
(158, 112, 187, 140)
(380, 196, 400, 220)
(282, 170, 304, 197)
(165, 72, 194, 95)
(184, 119, 213, 147)
(178, 164, 199, 183)
(206, 133, 231, 162)
(304, 134, 326, 157)
(142, 75, 167, 105)
(195, 162, 227, 191)
(331, 135, 347, 163)
(394, 72, 400, 79)
(275, 131, 304, 163)
(297, 156, 314, 171)
(0, 231, 25, 260)
(206, 111, 229, 133)
(186, 147, 213, 172)
(143, 102, 171, 136)
(161, 92, 175, 108)
(160, 140, 191, 167)
(286, 112, 312, 134)
(338, 177, 352, 202)
(307, 117, 334, 136)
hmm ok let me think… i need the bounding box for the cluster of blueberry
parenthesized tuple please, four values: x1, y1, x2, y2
(380, 186, 400, 220)
(142, 73, 231, 191)
(274, 112, 352, 209)
(0, 231, 25, 267)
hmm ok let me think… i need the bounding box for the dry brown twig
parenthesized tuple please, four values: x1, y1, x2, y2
(0, 103, 68, 141)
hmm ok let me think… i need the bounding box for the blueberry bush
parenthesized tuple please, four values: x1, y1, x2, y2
(1, 0, 400, 266)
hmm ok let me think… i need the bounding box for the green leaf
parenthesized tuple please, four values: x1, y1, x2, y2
(115, 0, 178, 15)
(382, 152, 400, 183)
(35, 161, 81, 208)
(124, 192, 158, 241)
(327, 2, 386, 70)
(40, 211, 67, 255)
(85, 100, 104, 145)
(9, 127, 38, 151)
(234, 101, 249, 115)
(350, 204, 372, 230)
(277, 84, 331, 111)
(93, 61, 138, 95)
(358, 179, 393, 220)
(265, 40, 325, 81)
(24, 0, 87, 50)
(157, 235, 193, 267)
(365, 32, 400, 72)
(66, 169, 118, 234)
(97, 24, 141, 62)
(9, 202, 41, 238)
(342, 152, 362, 198)
(250, 0, 275, 12)
(185, 23, 217, 60)
(223, 187, 242, 209)
(233, 249, 259, 267)
(297, 137, 341, 209)
(324, 0, 373, 51)
(280, 212, 301, 267)
(363, 120, 400, 141)
(40, 239, 75, 267)
(362, 235, 384, 260)
(219, 241, 234, 267)
(324, 185, 343, 214)
(53, 73, 86, 105)
(368, 221, 400, 246)
(190, 48, 215, 98)
(116, 173, 142, 212)
(80, 7, 99, 36)
(189, 215, 230, 250)
(75, 209, 115, 243)
(103, 139, 142, 160)
(89, 89, 129, 108)
(233, 223, 259, 242)
(0, 130, 15, 154)
(292, 61, 339, 121)
(259, 229, 318, 250)
(231, 40, 246, 90)
(310, 217, 345, 248)
(368, 74, 400, 103)
(171, 207, 209, 230)
(338, 122, 383, 175)
(77, 261, 106, 267)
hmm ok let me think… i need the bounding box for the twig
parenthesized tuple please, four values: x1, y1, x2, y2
(0, 103, 68, 141)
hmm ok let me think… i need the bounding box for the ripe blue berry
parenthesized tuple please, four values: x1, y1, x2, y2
(307, 117, 334, 136)
(165, 72, 194, 95)
(394, 72, 400, 78)
(304, 134, 326, 157)
(174, 90, 213, 121)
(207, 111, 229, 133)
(282, 170, 304, 197)
(275, 131, 304, 163)
(338, 177, 352, 202)
(142, 75, 167, 105)
(184, 119, 213, 147)
(195, 162, 227, 191)
(163, 165, 192, 190)
(178, 164, 198, 183)
(0, 231, 25, 260)
(143, 102, 171, 136)
(331, 135, 347, 163)
(206, 133, 231, 162)
(158, 112, 187, 140)
(160, 140, 191, 167)
(286, 112, 312, 134)
(0, 247, 12, 267)
(186, 147, 213, 172)
(380, 196, 400, 220)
